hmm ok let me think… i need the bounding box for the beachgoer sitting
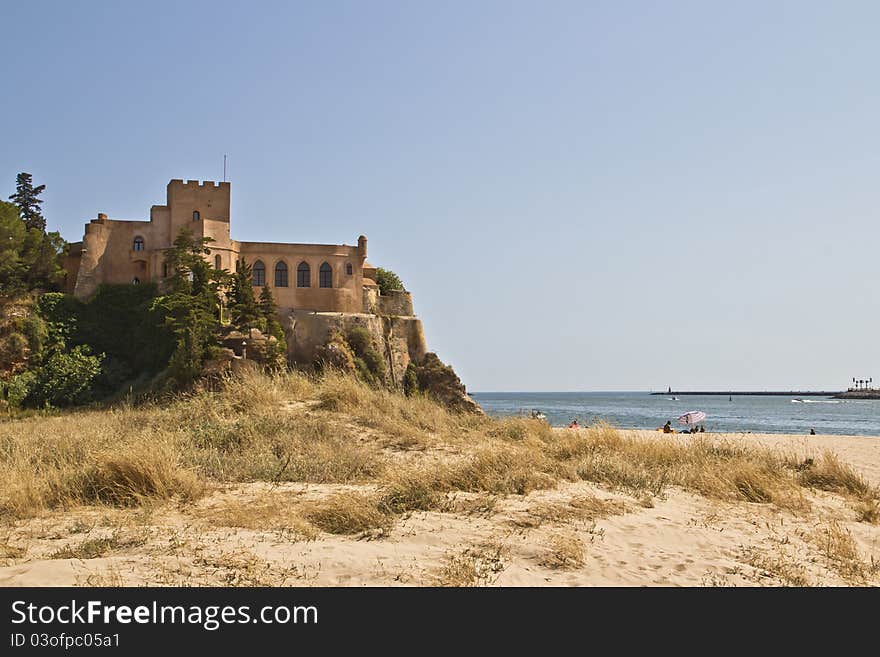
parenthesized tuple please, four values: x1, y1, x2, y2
(662, 420, 673, 433)
(810, 428, 816, 435)
(568, 418, 580, 429)
(699, 425, 705, 433)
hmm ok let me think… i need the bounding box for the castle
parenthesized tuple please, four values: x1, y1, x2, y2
(63, 179, 428, 383)
(63, 178, 395, 314)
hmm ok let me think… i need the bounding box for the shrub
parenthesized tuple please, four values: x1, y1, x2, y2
(345, 327, 387, 385)
(24, 346, 103, 407)
(375, 267, 405, 295)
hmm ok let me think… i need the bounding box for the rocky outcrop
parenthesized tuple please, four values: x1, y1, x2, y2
(281, 292, 481, 413)
(405, 352, 483, 414)
(284, 311, 427, 388)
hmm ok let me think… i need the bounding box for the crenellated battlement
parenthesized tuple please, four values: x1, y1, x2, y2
(168, 179, 230, 189)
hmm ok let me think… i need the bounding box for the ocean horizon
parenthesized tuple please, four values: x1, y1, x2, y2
(470, 391, 880, 437)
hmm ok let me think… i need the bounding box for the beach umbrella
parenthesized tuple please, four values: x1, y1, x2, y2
(677, 411, 706, 426)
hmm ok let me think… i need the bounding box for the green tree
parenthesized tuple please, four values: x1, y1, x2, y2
(0, 201, 26, 294)
(155, 228, 222, 386)
(259, 283, 287, 364)
(376, 267, 405, 295)
(23, 345, 103, 408)
(8, 172, 46, 232)
(20, 228, 65, 291)
(229, 258, 263, 331)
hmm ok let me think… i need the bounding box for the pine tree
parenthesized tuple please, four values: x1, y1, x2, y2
(229, 258, 263, 331)
(258, 283, 278, 320)
(9, 173, 46, 232)
(258, 282, 287, 367)
(155, 228, 222, 386)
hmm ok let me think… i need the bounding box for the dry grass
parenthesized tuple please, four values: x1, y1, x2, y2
(50, 531, 147, 560)
(0, 540, 25, 560)
(1, 367, 877, 594)
(201, 496, 318, 540)
(742, 547, 811, 587)
(852, 498, 880, 524)
(539, 533, 586, 570)
(796, 451, 875, 499)
(435, 541, 508, 586)
(301, 492, 392, 536)
(531, 495, 628, 524)
(811, 521, 878, 584)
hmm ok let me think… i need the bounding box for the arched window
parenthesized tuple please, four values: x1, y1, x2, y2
(275, 261, 288, 287)
(319, 262, 333, 288)
(235, 259, 240, 272)
(193, 210, 200, 222)
(346, 263, 353, 276)
(133, 236, 144, 251)
(214, 255, 222, 270)
(297, 262, 310, 288)
(132, 277, 140, 285)
(253, 260, 265, 286)
(162, 262, 168, 278)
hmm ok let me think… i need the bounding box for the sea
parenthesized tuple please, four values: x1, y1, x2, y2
(470, 392, 880, 437)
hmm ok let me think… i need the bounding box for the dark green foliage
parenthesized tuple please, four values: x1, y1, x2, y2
(0, 199, 64, 294)
(82, 285, 172, 374)
(345, 326, 387, 384)
(22, 346, 103, 407)
(376, 267, 405, 295)
(20, 229, 65, 291)
(0, 201, 26, 293)
(259, 284, 287, 366)
(345, 326, 372, 355)
(8, 173, 45, 232)
(154, 229, 223, 387)
(229, 258, 263, 331)
(401, 353, 480, 413)
(35, 292, 79, 354)
(403, 362, 419, 396)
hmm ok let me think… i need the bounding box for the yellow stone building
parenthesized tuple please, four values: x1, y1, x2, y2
(64, 179, 379, 314)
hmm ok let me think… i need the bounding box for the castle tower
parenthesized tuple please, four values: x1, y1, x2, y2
(166, 179, 232, 249)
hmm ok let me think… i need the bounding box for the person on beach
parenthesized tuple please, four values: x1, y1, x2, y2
(810, 428, 816, 435)
(568, 418, 580, 429)
(662, 420, 673, 433)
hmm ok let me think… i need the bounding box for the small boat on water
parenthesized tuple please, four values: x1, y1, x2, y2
(668, 396, 679, 401)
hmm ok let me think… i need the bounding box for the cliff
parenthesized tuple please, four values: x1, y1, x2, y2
(282, 290, 481, 413)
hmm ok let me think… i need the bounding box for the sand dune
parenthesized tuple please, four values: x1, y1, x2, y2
(2, 429, 877, 587)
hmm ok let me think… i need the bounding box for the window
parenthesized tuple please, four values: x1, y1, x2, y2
(297, 262, 310, 288)
(319, 262, 332, 288)
(253, 260, 266, 286)
(214, 255, 222, 270)
(162, 262, 168, 278)
(235, 259, 240, 272)
(133, 236, 144, 251)
(193, 210, 200, 222)
(275, 261, 288, 287)
(346, 263, 353, 276)
(132, 277, 140, 285)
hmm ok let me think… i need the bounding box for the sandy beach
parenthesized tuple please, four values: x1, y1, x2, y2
(2, 423, 877, 587)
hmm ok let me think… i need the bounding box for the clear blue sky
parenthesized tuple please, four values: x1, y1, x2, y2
(2, 1, 878, 391)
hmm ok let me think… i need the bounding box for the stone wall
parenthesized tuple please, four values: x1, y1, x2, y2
(377, 290, 414, 316)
